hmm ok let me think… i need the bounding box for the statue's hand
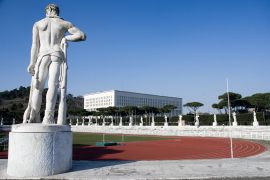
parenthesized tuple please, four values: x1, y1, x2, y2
(27, 64, 35, 76)
(60, 37, 68, 50)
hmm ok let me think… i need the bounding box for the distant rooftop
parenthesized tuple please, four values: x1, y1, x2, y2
(84, 90, 181, 99)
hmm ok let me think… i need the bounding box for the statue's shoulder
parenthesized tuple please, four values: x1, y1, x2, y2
(57, 18, 73, 29)
(34, 18, 48, 30)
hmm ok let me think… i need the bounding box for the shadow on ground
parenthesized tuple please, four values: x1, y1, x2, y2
(73, 144, 125, 160)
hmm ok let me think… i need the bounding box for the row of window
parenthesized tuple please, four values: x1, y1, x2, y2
(85, 95, 113, 107)
(116, 96, 181, 108)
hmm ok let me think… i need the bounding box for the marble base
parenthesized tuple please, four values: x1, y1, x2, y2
(253, 121, 259, 126)
(7, 124, 72, 177)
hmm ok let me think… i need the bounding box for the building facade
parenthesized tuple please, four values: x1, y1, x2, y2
(84, 90, 182, 116)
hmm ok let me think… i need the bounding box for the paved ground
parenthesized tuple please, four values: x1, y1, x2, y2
(0, 139, 270, 179)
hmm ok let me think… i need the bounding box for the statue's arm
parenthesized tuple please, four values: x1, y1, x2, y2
(28, 23, 40, 75)
(64, 23, 86, 42)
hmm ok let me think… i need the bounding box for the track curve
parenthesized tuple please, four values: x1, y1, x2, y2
(73, 137, 266, 160)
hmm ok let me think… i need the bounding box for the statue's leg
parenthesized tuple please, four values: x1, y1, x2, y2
(30, 56, 50, 123)
(43, 56, 61, 124)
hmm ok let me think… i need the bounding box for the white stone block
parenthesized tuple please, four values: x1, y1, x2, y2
(7, 124, 72, 177)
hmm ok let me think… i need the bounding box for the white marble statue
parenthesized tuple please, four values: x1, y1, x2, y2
(81, 118, 83, 126)
(12, 118, 15, 125)
(88, 117, 92, 126)
(232, 112, 238, 126)
(129, 116, 133, 126)
(151, 114, 155, 126)
(76, 118, 79, 126)
(102, 118, 106, 126)
(110, 117, 114, 126)
(23, 4, 86, 125)
(119, 116, 123, 126)
(69, 119, 72, 126)
(140, 116, 143, 126)
(178, 115, 182, 126)
(253, 111, 259, 126)
(195, 113, 199, 127)
(0, 118, 3, 126)
(164, 115, 168, 126)
(212, 114, 217, 126)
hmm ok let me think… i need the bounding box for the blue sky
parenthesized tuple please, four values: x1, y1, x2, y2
(0, 0, 269, 113)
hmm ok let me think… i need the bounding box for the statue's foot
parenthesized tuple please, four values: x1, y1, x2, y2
(43, 110, 55, 124)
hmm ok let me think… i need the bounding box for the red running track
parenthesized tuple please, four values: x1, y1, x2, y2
(0, 137, 266, 160)
(73, 137, 266, 160)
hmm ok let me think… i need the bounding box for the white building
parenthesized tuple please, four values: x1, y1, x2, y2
(84, 90, 182, 116)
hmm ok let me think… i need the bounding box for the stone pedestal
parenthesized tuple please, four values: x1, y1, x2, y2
(7, 124, 72, 177)
(253, 121, 259, 126)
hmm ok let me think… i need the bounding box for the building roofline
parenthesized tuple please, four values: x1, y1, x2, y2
(84, 90, 115, 96)
(84, 90, 182, 100)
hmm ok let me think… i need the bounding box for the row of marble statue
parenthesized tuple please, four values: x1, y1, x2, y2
(69, 111, 260, 127)
(0, 111, 259, 127)
(0, 118, 16, 126)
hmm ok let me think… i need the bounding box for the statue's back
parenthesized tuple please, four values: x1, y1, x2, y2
(36, 17, 70, 52)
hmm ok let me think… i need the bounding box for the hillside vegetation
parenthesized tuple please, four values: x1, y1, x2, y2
(0, 86, 84, 124)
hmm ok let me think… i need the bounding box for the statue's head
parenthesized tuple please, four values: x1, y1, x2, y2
(45, 4, 60, 17)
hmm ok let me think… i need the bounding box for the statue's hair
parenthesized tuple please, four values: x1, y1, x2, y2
(45, 4, 60, 15)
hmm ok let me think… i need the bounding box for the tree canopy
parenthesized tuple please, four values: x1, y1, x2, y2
(243, 93, 270, 112)
(213, 92, 270, 113)
(183, 102, 204, 113)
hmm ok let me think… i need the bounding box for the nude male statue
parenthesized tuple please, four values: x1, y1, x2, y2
(23, 4, 86, 124)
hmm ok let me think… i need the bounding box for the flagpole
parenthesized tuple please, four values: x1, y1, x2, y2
(226, 78, 234, 159)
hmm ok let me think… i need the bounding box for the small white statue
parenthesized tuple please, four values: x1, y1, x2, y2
(82, 118, 85, 126)
(178, 115, 182, 126)
(76, 118, 79, 126)
(164, 115, 168, 126)
(140, 116, 143, 126)
(110, 117, 114, 126)
(253, 111, 259, 126)
(102, 118, 106, 126)
(129, 116, 133, 126)
(119, 116, 123, 126)
(12, 118, 16, 125)
(88, 118, 92, 126)
(195, 113, 199, 127)
(212, 114, 217, 126)
(95, 117, 98, 126)
(23, 4, 86, 125)
(151, 114, 155, 126)
(69, 119, 72, 126)
(1, 118, 3, 126)
(232, 112, 238, 126)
